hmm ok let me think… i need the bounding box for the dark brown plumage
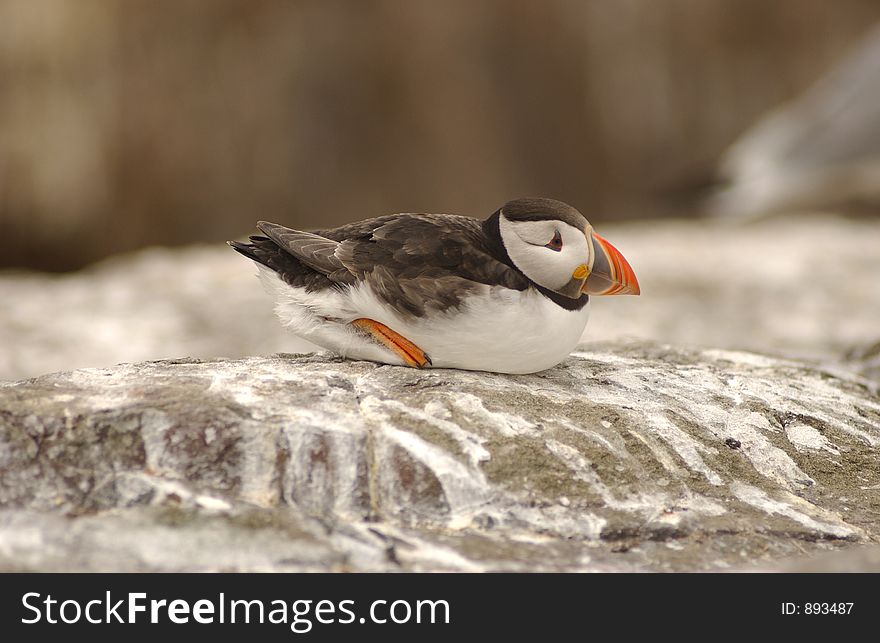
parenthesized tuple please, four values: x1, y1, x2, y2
(500, 197, 587, 230)
(230, 212, 530, 318)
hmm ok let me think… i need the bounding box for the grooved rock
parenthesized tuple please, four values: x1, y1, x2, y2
(1, 342, 879, 571)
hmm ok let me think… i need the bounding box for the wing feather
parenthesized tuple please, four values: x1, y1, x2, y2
(256, 221, 355, 284)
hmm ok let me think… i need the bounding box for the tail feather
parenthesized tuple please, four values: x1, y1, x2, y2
(227, 236, 272, 268)
(227, 234, 337, 291)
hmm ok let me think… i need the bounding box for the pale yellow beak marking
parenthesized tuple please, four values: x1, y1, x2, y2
(572, 264, 590, 281)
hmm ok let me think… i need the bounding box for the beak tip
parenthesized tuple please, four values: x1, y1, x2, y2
(586, 232, 640, 296)
(628, 276, 641, 296)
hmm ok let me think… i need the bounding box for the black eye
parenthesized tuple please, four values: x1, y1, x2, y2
(545, 230, 563, 252)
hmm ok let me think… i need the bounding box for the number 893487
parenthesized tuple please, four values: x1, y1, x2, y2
(781, 603, 853, 615)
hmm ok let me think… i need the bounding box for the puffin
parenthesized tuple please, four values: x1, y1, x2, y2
(229, 198, 639, 374)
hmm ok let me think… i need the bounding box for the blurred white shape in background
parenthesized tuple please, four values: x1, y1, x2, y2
(712, 23, 880, 218)
(0, 246, 317, 381)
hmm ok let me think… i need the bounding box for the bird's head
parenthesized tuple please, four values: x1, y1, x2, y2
(494, 198, 640, 299)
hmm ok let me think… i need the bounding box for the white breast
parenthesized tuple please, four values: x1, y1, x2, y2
(258, 267, 589, 374)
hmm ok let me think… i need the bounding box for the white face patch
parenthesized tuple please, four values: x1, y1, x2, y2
(498, 216, 592, 293)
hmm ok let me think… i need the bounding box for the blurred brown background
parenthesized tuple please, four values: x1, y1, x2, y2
(3, 0, 880, 272)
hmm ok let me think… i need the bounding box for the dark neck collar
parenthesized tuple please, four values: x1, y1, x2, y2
(482, 211, 589, 311)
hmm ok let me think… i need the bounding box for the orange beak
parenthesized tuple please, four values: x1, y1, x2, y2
(582, 231, 640, 296)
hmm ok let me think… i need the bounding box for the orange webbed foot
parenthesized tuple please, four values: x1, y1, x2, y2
(351, 318, 432, 368)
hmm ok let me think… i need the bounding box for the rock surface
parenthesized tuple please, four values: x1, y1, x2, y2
(2, 343, 878, 572)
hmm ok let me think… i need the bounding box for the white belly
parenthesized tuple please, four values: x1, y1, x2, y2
(258, 268, 589, 374)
